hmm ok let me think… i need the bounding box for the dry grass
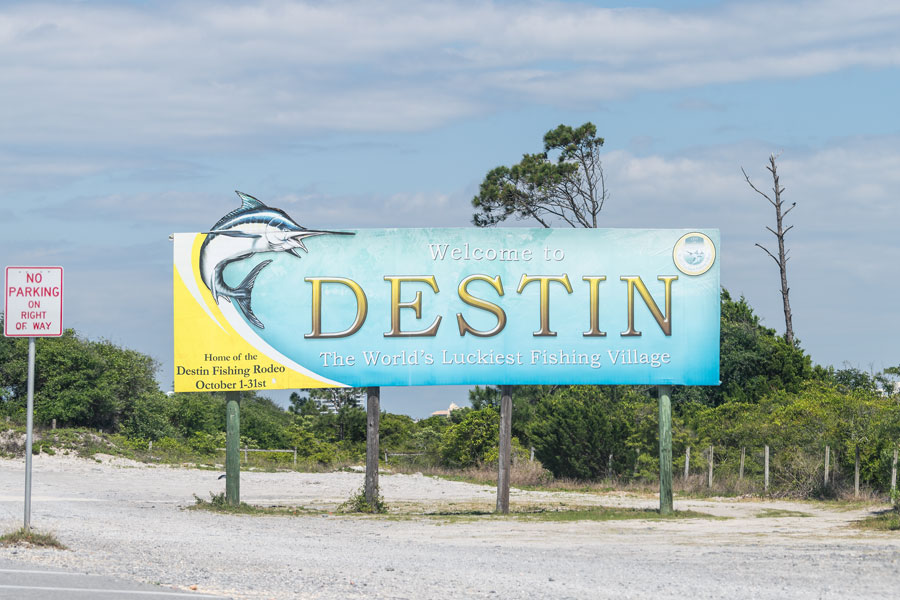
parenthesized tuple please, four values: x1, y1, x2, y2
(852, 509, 900, 531)
(0, 527, 67, 549)
(392, 463, 891, 505)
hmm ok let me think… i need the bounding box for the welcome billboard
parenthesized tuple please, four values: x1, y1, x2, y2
(173, 194, 719, 392)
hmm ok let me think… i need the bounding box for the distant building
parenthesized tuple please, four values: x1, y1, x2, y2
(430, 403, 461, 417)
(878, 381, 900, 397)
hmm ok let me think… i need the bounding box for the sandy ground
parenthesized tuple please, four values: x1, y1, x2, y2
(0, 453, 898, 599)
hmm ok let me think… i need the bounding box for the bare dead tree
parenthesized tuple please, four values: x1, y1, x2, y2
(742, 154, 796, 345)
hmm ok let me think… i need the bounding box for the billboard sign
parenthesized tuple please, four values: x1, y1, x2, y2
(4, 266, 64, 337)
(174, 194, 719, 392)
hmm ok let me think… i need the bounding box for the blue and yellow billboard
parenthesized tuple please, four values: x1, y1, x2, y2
(173, 193, 719, 392)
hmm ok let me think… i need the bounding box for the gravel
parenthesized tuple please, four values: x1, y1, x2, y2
(1, 453, 898, 599)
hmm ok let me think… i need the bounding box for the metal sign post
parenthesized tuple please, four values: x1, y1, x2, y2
(24, 337, 35, 530)
(4, 266, 64, 531)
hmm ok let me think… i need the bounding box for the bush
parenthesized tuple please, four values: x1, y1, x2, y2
(338, 485, 386, 514)
(528, 390, 614, 479)
(439, 408, 499, 468)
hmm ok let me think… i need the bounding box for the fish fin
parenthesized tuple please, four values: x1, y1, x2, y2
(203, 230, 261, 238)
(212, 191, 268, 225)
(235, 190, 265, 210)
(232, 259, 272, 329)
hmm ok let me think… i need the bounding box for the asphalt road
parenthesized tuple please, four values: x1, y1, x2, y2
(0, 557, 232, 599)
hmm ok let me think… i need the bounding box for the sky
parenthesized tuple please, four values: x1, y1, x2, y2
(2, 0, 898, 418)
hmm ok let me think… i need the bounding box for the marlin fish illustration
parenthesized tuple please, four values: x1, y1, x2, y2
(199, 191, 353, 329)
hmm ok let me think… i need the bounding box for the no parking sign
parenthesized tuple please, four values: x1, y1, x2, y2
(4, 266, 64, 337)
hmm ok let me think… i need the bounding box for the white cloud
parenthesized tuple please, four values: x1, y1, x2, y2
(2, 0, 899, 146)
(595, 137, 900, 369)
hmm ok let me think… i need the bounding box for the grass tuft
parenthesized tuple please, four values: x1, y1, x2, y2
(0, 527, 67, 549)
(755, 508, 812, 518)
(188, 492, 322, 516)
(852, 509, 900, 532)
(189, 492, 265, 515)
(338, 486, 387, 514)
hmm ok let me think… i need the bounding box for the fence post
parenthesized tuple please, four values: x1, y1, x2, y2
(854, 444, 860, 498)
(684, 446, 691, 480)
(365, 386, 381, 509)
(608, 453, 613, 479)
(764, 445, 770, 493)
(739, 447, 745, 480)
(707, 445, 714, 488)
(530, 446, 535, 462)
(225, 391, 241, 506)
(293, 447, 297, 467)
(890, 449, 898, 494)
(824, 445, 830, 487)
(657, 385, 673, 515)
(496, 385, 512, 514)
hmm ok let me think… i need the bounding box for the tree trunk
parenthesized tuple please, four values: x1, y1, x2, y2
(743, 155, 795, 344)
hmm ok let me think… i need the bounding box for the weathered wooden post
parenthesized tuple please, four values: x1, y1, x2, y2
(824, 445, 830, 487)
(764, 445, 770, 493)
(658, 385, 673, 514)
(707, 445, 714, 488)
(496, 385, 512, 514)
(739, 447, 746, 480)
(854, 444, 861, 498)
(365, 386, 380, 509)
(225, 391, 241, 506)
(684, 446, 690, 480)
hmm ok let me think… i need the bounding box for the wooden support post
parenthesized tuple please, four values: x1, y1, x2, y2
(764, 445, 770, 493)
(707, 445, 714, 488)
(608, 453, 613, 479)
(854, 444, 860, 498)
(658, 386, 673, 515)
(824, 445, 830, 487)
(293, 447, 297, 467)
(496, 384, 512, 514)
(225, 391, 241, 506)
(739, 447, 745, 480)
(365, 386, 381, 509)
(684, 446, 690, 480)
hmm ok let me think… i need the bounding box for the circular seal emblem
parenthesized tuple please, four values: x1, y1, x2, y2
(673, 232, 716, 276)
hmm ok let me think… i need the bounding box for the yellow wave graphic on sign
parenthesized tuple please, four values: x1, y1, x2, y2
(173, 233, 345, 393)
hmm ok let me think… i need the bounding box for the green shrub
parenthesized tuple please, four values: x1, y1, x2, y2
(338, 486, 386, 514)
(439, 408, 499, 468)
